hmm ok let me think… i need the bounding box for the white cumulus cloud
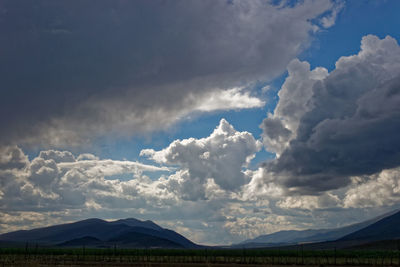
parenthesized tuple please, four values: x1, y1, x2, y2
(141, 119, 262, 199)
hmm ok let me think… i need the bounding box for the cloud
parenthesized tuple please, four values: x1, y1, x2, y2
(194, 87, 264, 112)
(0, 0, 338, 146)
(262, 35, 400, 194)
(58, 159, 169, 177)
(0, 142, 260, 244)
(0, 142, 398, 245)
(261, 59, 328, 155)
(0, 121, 278, 244)
(76, 153, 99, 161)
(224, 215, 294, 240)
(344, 167, 400, 208)
(320, 0, 344, 28)
(0, 146, 29, 170)
(38, 150, 75, 163)
(0, 146, 171, 211)
(277, 193, 341, 210)
(242, 168, 284, 200)
(141, 119, 261, 199)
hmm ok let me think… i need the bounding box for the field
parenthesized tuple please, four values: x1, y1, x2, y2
(2, 247, 400, 266)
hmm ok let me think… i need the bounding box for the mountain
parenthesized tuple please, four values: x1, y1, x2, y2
(58, 236, 105, 247)
(113, 218, 163, 231)
(339, 210, 400, 243)
(237, 209, 399, 248)
(260, 210, 400, 250)
(0, 218, 198, 248)
(108, 231, 183, 248)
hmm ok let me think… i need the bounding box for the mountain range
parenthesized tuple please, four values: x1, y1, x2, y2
(1, 209, 400, 249)
(235, 209, 399, 248)
(0, 218, 198, 249)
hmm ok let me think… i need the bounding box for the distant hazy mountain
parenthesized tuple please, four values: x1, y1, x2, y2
(0, 218, 198, 248)
(239, 229, 325, 246)
(237, 209, 399, 248)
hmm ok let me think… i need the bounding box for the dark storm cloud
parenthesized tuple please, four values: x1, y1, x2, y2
(0, 0, 335, 146)
(262, 35, 400, 194)
(261, 117, 291, 142)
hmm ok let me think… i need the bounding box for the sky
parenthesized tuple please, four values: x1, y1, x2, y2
(1, 0, 400, 245)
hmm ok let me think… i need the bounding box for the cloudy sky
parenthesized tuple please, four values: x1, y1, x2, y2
(1, 0, 400, 245)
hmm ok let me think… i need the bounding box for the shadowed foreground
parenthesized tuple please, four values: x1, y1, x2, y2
(2, 247, 400, 266)
(0, 264, 386, 267)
